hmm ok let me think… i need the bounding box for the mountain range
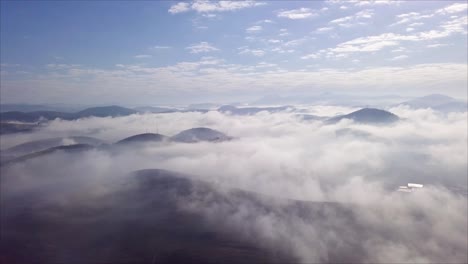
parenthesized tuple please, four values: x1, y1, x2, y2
(1, 128, 233, 165)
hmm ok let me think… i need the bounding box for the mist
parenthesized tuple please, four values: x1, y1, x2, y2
(1, 105, 467, 263)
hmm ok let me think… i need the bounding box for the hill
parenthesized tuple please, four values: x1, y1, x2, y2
(116, 133, 168, 145)
(327, 108, 399, 124)
(3, 136, 103, 156)
(171, 127, 232, 143)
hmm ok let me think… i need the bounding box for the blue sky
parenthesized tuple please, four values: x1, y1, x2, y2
(1, 0, 467, 105)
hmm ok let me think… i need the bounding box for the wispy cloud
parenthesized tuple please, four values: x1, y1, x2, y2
(151, 45, 172, 50)
(246, 25, 262, 33)
(303, 16, 467, 60)
(134, 54, 152, 59)
(329, 9, 374, 27)
(390, 54, 408, 61)
(169, 1, 266, 14)
(238, 46, 265, 57)
(186, 42, 219, 54)
(436, 3, 468, 15)
(277, 8, 316, 20)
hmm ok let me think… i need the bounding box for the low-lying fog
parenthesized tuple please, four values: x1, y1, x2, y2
(1, 105, 467, 263)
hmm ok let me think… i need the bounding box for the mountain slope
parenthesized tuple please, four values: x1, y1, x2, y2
(75, 105, 137, 118)
(3, 136, 103, 156)
(327, 108, 399, 124)
(171, 127, 232, 143)
(116, 133, 168, 145)
(0, 106, 137, 122)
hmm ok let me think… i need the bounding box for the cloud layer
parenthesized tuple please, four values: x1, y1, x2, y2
(1, 106, 467, 263)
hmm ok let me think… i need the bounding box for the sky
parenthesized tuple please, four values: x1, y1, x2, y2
(0, 0, 467, 105)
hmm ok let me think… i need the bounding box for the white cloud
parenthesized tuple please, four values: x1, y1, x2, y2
(427, 43, 449, 48)
(186, 42, 219, 54)
(3, 62, 467, 105)
(238, 47, 265, 57)
(2, 105, 467, 264)
(257, 19, 273, 24)
(151, 45, 172, 50)
(436, 3, 468, 15)
(246, 25, 262, 33)
(329, 9, 374, 27)
(327, 0, 400, 8)
(408, 22, 424, 27)
(278, 28, 289, 37)
(201, 13, 217, 18)
(301, 53, 320, 60)
(391, 12, 434, 26)
(277, 8, 316, 20)
(305, 19, 467, 59)
(355, 0, 401, 6)
(390, 55, 408, 61)
(391, 47, 406, 53)
(134, 54, 152, 59)
(168, 2, 190, 14)
(316, 27, 334, 33)
(169, 1, 266, 14)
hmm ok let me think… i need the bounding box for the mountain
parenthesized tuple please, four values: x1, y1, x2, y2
(133, 106, 177, 113)
(327, 108, 399, 124)
(1, 144, 94, 166)
(218, 105, 292, 115)
(0, 111, 74, 122)
(187, 103, 219, 110)
(0, 122, 38, 135)
(1, 167, 363, 263)
(0, 106, 137, 122)
(399, 94, 467, 112)
(297, 114, 328, 121)
(116, 133, 168, 145)
(171, 127, 232, 143)
(3, 136, 103, 157)
(74, 105, 137, 118)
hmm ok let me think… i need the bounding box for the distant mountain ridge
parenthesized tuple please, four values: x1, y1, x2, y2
(1, 127, 232, 166)
(398, 94, 467, 113)
(0, 106, 137, 122)
(218, 105, 292, 115)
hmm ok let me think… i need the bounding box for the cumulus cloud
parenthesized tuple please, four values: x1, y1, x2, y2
(1, 107, 467, 263)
